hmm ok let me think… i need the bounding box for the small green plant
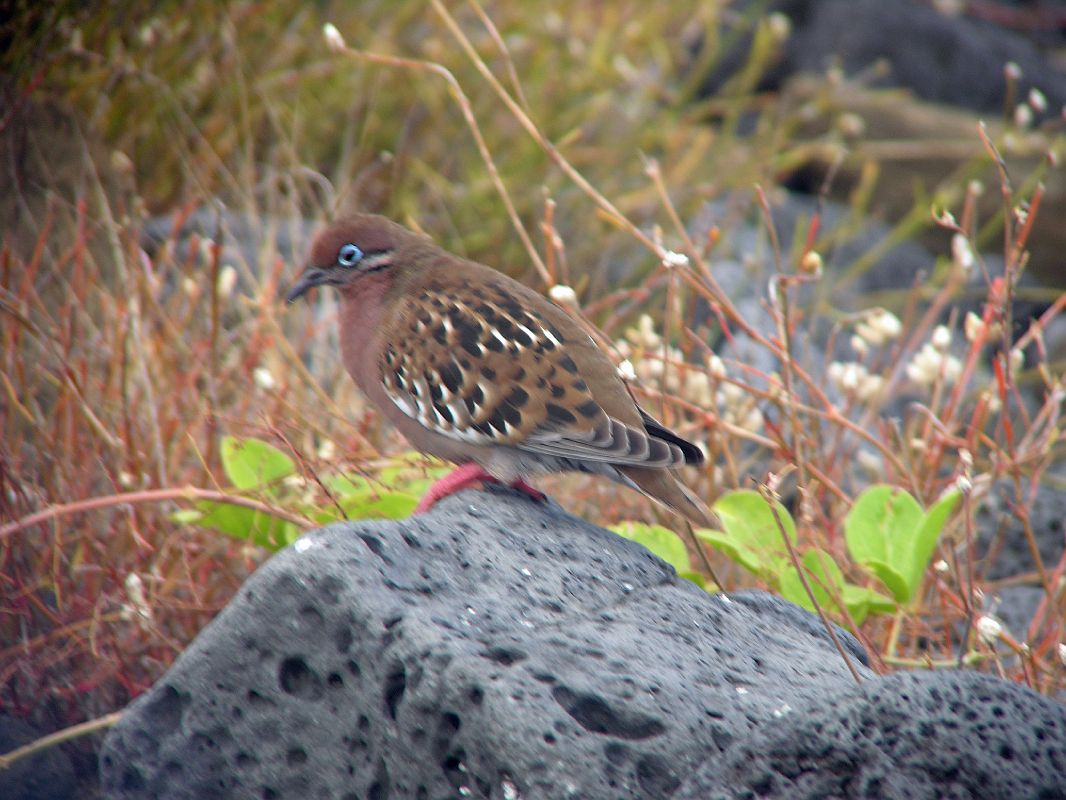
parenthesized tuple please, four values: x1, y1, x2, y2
(695, 488, 958, 622)
(176, 436, 448, 550)
(844, 485, 960, 607)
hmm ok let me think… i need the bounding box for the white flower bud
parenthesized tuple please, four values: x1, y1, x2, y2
(548, 284, 579, 308)
(637, 314, 660, 349)
(1028, 87, 1048, 113)
(1014, 103, 1033, 129)
(951, 233, 974, 272)
(907, 343, 961, 387)
(124, 572, 153, 627)
(767, 12, 791, 42)
(253, 367, 276, 391)
(976, 615, 1002, 645)
(684, 370, 713, 407)
(931, 325, 952, 351)
(1009, 347, 1024, 373)
(799, 250, 823, 274)
(837, 112, 865, 138)
(661, 250, 689, 269)
(323, 23, 347, 52)
(216, 264, 238, 298)
(855, 308, 902, 346)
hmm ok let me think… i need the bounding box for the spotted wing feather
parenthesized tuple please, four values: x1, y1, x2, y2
(380, 284, 688, 468)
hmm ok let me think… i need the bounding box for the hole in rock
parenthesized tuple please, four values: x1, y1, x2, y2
(368, 759, 391, 800)
(335, 625, 354, 653)
(144, 685, 188, 729)
(441, 749, 468, 788)
(279, 656, 324, 700)
(384, 664, 407, 719)
(359, 534, 388, 560)
(482, 647, 526, 666)
(434, 712, 461, 756)
(551, 686, 666, 740)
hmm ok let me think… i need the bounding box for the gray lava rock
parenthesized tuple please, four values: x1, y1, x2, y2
(680, 669, 1066, 799)
(99, 488, 1066, 799)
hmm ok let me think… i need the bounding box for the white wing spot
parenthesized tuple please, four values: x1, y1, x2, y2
(541, 327, 561, 347)
(491, 329, 509, 348)
(517, 322, 538, 342)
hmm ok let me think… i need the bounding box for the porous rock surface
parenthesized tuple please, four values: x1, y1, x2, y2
(100, 488, 1066, 799)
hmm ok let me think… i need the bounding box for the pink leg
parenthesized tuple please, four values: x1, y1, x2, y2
(511, 478, 546, 503)
(413, 464, 547, 514)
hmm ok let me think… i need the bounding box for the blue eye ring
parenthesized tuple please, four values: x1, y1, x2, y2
(337, 243, 363, 267)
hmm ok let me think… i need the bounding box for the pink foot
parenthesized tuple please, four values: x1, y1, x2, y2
(413, 464, 547, 514)
(511, 478, 547, 504)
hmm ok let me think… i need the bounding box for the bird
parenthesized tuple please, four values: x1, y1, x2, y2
(286, 213, 713, 527)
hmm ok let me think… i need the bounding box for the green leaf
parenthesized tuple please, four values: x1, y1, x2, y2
(195, 500, 294, 551)
(906, 490, 960, 600)
(696, 490, 796, 579)
(695, 528, 769, 575)
(677, 570, 706, 589)
(221, 436, 295, 490)
(845, 486, 921, 564)
(845, 485, 958, 605)
(842, 584, 897, 624)
(861, 559, 911, 604)
(324, 471, 420, 520)
(340, 491, 418, 521)
(611, 522, 690, 572)
(779, 547, 845, 614)
(323, 473, 373, 496)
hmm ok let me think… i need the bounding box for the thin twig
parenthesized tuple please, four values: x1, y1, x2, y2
(0, 712, 123, 770)
(1, 487, 312, 540)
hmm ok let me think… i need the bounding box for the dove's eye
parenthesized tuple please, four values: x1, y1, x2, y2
(337, 243, 363, 267)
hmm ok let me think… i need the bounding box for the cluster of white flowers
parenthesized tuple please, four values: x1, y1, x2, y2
(854, 308, 903, 347)
(829, 308, 902, 401)
(615, 315, 762, 433)
(1013, 85, 1049, 129)
(827, 361, 883, 402)
(906, 324, 963, 387)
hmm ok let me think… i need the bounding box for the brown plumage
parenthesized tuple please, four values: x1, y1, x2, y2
(287, 213, 712, 527)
